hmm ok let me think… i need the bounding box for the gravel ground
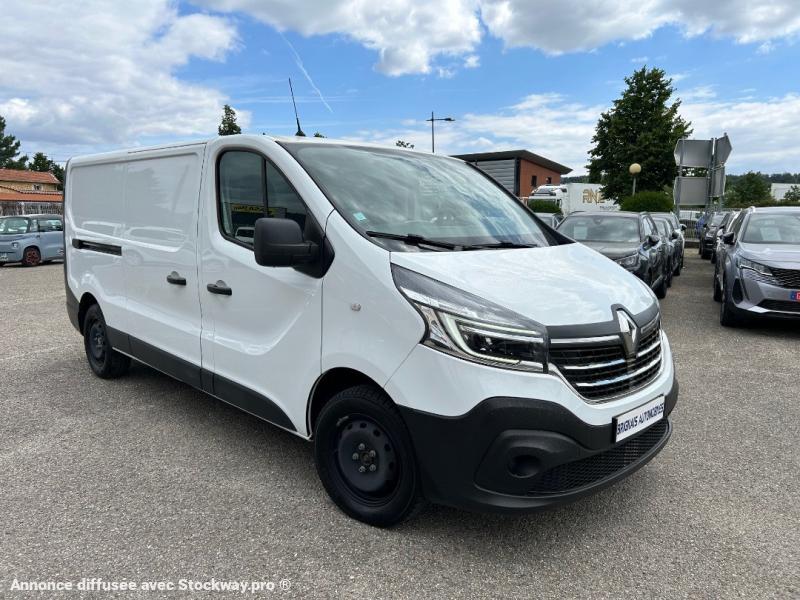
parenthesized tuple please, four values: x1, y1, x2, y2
(0, 254, 798, 599)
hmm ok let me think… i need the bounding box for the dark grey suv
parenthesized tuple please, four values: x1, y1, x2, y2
(558, 211, 669, 298)
(714, 206, 800, 326)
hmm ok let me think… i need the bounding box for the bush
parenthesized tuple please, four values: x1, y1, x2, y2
(619, 190, 673, 213)
(527, 199, 561, 213)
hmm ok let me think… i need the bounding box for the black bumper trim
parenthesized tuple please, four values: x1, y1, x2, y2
(398, 378, 677, 513)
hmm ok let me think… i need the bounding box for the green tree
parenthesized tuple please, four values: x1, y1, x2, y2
(782, 185, 800, 203)
(0, 115, 28, 169)
(218, 104, 242, 136)
(588, 67, 691, 201)
(619, 190, 673, 212)
(313, 132, 326, 138)
(396, 140, 415, 149)
(28, 151, 64, 186)
(725, 172, 771, 207)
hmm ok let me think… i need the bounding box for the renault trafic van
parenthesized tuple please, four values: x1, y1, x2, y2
(64, 136, 678, 526)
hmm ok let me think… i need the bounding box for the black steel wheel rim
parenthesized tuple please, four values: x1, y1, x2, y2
(332, 414, 401, 505)
(88, 320, 106, 361)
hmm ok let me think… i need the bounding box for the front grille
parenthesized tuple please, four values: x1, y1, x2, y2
(759, 299, 800, 313)
(549, 320, 662, 402)
(770, 267, 800, 289)
(527, 420, 668, 495)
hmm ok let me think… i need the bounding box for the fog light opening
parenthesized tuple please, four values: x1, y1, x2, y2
(508, 454, 541, 478)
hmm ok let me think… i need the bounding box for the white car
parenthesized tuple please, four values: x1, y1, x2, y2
(64, 135, 678, 526)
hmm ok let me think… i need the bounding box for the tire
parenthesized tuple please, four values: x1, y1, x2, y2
(82, 303, 131, 378)
(666, 261, 674, 288)
(314, 384, 425, 527)
(719, 279, 740, 327)
(653, 273, 667, 299)
(21, 246, 41, 267)
(712, 267, 722, 302)
(674, 254, 682, 276)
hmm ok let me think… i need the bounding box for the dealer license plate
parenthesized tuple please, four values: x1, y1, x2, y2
(614, 396, 665, 442)
(790, 291, 800, 302)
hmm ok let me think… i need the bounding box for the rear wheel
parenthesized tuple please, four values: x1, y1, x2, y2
(83, 304, 131, 378)
(712, 266, 722, 302)
(314, 384, 424, 527)
(21, 247, 41, 267)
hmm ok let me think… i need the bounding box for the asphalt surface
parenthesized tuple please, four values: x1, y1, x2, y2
(0, 254, 798, 599)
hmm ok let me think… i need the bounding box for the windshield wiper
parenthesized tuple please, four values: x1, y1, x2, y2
(463, 241, 539, 250)
(365, 231, 460, 250)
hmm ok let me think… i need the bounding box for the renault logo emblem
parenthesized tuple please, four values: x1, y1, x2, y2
(616, 310, 638, 358)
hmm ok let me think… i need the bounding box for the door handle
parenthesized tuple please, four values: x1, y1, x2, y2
(206, 281, 232, 296)
(166, 271, 187, 286)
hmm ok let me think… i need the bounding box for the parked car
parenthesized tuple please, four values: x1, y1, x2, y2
(714, 206, 800, 326)
(699, 211, 728, 259)
(0, 214, 64, 267)
(533, 212, 562, 228)
(652, 217, 676, 287)
(710, 210, 740, 264)
(557, 211, 669, 299)
(64, 136, 678, 526)
(652, 212, 685, 275)
(712, 210, 745, 294)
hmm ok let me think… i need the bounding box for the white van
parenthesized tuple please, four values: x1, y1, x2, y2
(64, 135, 677, 526)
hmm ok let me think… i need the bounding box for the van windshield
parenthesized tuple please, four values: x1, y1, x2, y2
(0, 217, 31, 234)
(281, 143, 552, 250)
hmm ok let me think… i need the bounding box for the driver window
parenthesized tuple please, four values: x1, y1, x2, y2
(218, 151, 309, 247)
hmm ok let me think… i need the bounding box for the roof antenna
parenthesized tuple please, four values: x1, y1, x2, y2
(289, 78, 306, 137)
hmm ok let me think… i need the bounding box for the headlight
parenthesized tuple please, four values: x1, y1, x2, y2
(737, 257, 772, 277)
(11, 242, 19, 249)
(392, 265, 548, 373)
(615, 254, 640, 269)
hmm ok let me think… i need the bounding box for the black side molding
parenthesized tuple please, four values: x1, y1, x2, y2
(105, 327, 296, 433)
(72, 238, 122, 256)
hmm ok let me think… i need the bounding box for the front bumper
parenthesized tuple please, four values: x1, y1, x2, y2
(0, 248, 23, 263)
(733, 271, 800, 318)
(398, 379, 677, 514)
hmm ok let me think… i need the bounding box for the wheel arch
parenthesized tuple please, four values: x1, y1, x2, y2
(77, 292, 99, 333)
(307, 368, 383, 438)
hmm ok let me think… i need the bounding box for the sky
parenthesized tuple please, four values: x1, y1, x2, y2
(1, 1, 799, 175)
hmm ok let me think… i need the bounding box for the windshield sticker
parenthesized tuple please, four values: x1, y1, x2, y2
(353, 212, 367, 222)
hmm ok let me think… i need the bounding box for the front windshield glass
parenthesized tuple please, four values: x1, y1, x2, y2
(0, 217, 31, 234)
(710, 214, 725, 226)
(282, 143, 551, 250)
(654, 220, 670, 236)
(742, 214, 800, 244)
(558, 215, 641, 243)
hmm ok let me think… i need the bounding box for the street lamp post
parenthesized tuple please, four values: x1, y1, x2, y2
(629, 163, 642, 196)
(425, 111, 455, 153)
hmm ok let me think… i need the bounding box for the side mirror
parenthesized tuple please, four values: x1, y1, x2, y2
(647, 234, 660, 246)
(680, 224, 687, 231)
(722, 231, 735, 245)
(253, 217, 319, 267)
(671, 230, 680, 240)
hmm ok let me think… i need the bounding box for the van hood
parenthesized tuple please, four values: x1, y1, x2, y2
(390, 242, 655, 327)
(579, 241, 641, 260)
(740, 242, 800, 268)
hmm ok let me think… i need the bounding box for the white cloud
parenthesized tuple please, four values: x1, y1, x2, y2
(0, 0, 243, 156)
(479, 0, 800, 55)
(631, 56, 649, 64)
(197, 0, 482, 76)
(679, 85, 716, 101)
(464, 54, 481, 68)
(352, 92, 800, 176)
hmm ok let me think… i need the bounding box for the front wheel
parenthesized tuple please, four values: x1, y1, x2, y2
(21, 247, 41, 267)
(653, 273, 668, 299)
(719, 279, 740, 327)
(83, 304, 131, 378)
(314, 385, 424, 527)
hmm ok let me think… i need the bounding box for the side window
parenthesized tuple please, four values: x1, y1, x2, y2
(218, 150, 309, 247)
(730, 213, 745, 236)
(39, 219, 63, 232)
(29, 219, 39, 233)
(641, 218, 653, 237)
(265, 162, 307, 232)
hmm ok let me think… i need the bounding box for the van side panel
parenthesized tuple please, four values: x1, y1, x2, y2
(66, 161, 129, 333)
(122, 150, 203, 369)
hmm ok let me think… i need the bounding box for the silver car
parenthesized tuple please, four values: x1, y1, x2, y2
(714, 206, 800, 326)
(0, 214, 64, 267)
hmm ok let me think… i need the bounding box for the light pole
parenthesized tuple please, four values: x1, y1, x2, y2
(425, 111, 455, 153)
(629, 163, 641, 196)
